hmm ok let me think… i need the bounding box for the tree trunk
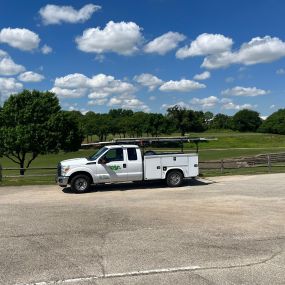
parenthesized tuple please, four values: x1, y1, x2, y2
(20, 161, 25, 176)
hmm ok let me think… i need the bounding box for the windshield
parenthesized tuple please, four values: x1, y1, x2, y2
(88, 147, 108, 161)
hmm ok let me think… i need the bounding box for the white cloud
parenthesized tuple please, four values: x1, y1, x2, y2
(39, 4, 101, 25)
(149, 96, 156, 101)
(144, 32, 186, 55)
(0, 77, 23, 98)
(220, 98, 256, 110)
(54, 73, 89, 89)
(193, 71, 211, 81)
(134, 73, 163, 91)
(107, 94, 150, 112)
(0, 28, 40, 51)
(88, 98, 108, 106)
(51, 86, 87, 98)
(161, 101, 190, 110)
(276, 68, 285, 75)
(18, 71, 44, 82)
(159, 79, 206, 92)
(202, 36, 285, 69)
(190, 96, 219, 109)
(176, 33, 233, 59)
(270, 104, 276, 109)
(76, 21, 143, 55)
(0, 50, 25, 76)
(41, 44, 52, 54)
(221, 86, 269, 97)
(51, 73, 136, 101)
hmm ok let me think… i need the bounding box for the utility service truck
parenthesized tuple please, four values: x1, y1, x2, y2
(56, 137, 211, 193)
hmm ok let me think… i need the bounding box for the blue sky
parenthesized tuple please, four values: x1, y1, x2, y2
(0, 0, 285, 117)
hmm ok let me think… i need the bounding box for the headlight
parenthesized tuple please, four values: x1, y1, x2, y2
(61, 165, 70, 175)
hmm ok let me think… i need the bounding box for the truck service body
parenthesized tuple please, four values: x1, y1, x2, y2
(56, 144, 199, 193)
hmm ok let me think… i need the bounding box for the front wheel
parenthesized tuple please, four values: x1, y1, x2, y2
(166, 170, 183, 187)
(70, 174, 91, 193)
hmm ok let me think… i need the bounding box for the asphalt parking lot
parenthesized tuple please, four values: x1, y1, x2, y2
(0, 173, 284, 285)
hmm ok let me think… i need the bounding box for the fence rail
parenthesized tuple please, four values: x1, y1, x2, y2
(0, 152, 285, 180)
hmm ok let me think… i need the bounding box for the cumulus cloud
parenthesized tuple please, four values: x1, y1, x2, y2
(41, 44, 52, 54)
(107, 94, 150, 112)
(76, 21, 143, 55)
(0, 77, 23, 98)
(18, 71, 45, 82)
(0, 28, 40, 51)
(221, 86, 269, 97)
(53, 73, 136, 99)
(220, 98, 255, 110)
(39, 4, 101, 25)
(176, 33, 233, 59)
(202, 36, 285, 69)
(159, 79, 206, 92)
(193, 71, 211, 81)
(144, 32, 186, 55)
(134, 73, 164, 91)
(190, 96, 219, 109)
(0, 50, 25, 76)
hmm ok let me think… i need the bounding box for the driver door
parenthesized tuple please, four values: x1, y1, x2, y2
(95, 147, 127, 183)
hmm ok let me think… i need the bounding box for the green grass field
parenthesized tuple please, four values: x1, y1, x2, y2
(1, 131, 285, 186)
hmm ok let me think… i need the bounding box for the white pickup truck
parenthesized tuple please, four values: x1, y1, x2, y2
(56, 144, 199, 193)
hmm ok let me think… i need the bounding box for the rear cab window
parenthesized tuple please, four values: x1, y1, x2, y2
(127, 148, 138, 161)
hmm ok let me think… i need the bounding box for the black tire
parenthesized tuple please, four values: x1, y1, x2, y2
(70, 174, 91, 193)
(166, 170, 183, 187)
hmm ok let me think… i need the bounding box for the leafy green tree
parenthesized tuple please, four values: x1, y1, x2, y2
(232, 109, 262, 132)
(0, 90, 83, 175)
(258, 109, 285, 134)
(129, 112, 149, 137)
(147, 113, 166, 137)
(203, 111, 214, 129)
(167, 106, 189, 136)
(187, 110, 206, 132)
(211, 113, 233, 129)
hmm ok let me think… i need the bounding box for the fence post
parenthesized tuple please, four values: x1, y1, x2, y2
(220, 159, 224, 174)
(267, 154, 271, 172)
(0, 164, 2, 182)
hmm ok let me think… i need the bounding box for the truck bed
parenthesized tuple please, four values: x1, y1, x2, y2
(143, 153, 198, 180)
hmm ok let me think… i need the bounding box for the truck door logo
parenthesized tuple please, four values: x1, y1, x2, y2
(109, 165, 121, 171)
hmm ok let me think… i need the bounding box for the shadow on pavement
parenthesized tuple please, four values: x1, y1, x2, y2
(62, 177, 214, 194)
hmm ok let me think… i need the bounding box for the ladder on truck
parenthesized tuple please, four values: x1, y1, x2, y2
(81, 137, 217, 153)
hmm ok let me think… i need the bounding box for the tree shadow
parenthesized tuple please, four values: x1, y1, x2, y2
(62, 177, 214, 194)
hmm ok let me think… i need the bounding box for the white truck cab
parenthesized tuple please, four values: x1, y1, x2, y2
(56, 144, 199, 193)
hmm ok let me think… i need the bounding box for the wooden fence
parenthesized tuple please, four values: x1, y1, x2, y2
(0, 152, 285, 181)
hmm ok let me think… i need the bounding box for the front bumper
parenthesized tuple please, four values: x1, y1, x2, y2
(56, 176, 69, 187)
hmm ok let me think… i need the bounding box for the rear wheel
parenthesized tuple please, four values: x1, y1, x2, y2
(166, 170, 183, 187)
(70, 174, 91, 193)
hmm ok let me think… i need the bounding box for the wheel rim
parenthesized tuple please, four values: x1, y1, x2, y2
(169, 173, 181, 185)
(75, 178, 88, 191)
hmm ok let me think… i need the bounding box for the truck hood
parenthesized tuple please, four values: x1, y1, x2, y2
(60, 157, 89, 166)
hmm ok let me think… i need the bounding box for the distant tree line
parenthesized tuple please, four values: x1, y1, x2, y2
(69, 105, 285, 140)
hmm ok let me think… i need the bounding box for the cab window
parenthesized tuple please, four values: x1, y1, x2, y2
(104, 148, 124, 162)
(127, 148, 138, 161)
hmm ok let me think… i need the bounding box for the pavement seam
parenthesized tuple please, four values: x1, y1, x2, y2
(15, 250, 283, 285)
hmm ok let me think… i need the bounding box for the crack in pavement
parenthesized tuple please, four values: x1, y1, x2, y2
(15, 249, 283, 285)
